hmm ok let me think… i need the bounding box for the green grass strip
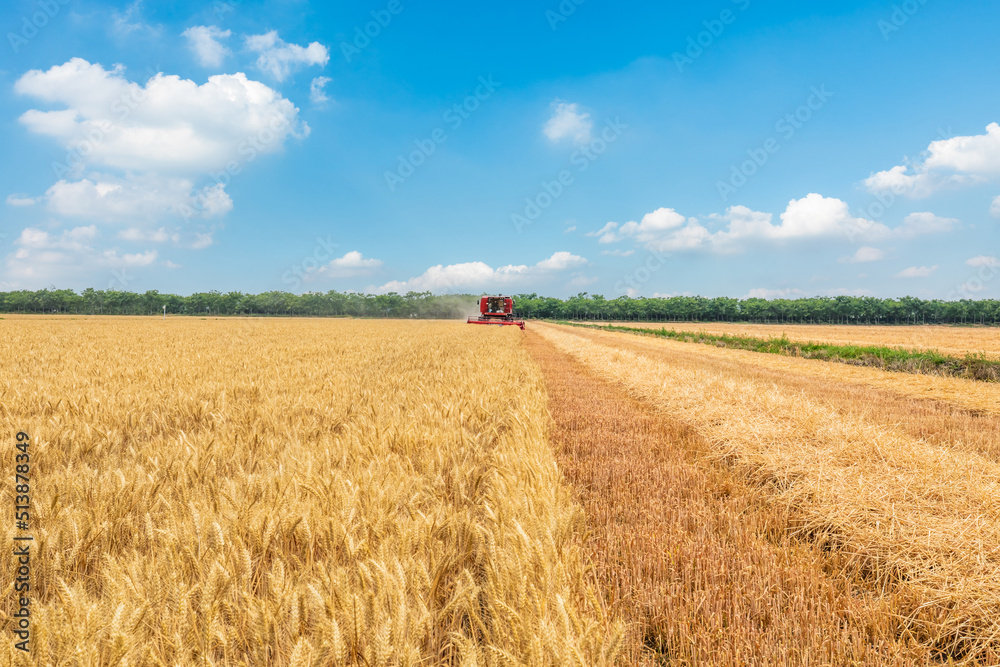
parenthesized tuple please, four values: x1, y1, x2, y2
(555, 321, 1000, 383)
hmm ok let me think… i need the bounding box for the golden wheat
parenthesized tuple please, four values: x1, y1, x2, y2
(0, 316, 621, 665)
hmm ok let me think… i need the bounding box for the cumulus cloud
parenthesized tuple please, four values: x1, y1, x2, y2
(865, 123, 1000, 198)
(102, 249, 158, 266)
(590, 195, 957, 254)
(11, 57, 308, 262)
(183, 25, 232, 67)
(544, 101, 593, 145)
(3, 224, 163, 287)
(992, 195, 1000, 218)
(44, 175, 231, 222)
(5, 194, 35, 207)
(311, 251, 383, 280)
(967, 256, 1000, 268)
(310, 76, 332, 106)
(376, 252, 587, 293)
(840, 246, 885, 263)
(536, 250, 588, 271)
(896, 212, 959, 237)
(246, 31, 330, 81)
(118, 227, 178, 243)
(15, 58, 307, 175)
(896, 265, 938, 278)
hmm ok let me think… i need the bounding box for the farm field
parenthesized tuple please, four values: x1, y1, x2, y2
(0, 316, 620, 665)
(2, 315, 999, 664)
(533, 322, 1000, 664)
(584, 321, 1000, 360)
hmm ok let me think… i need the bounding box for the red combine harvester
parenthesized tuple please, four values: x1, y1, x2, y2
(467, 295, 525, 330)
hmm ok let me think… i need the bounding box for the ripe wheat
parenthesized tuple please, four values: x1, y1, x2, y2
(0, 317, 622, 665)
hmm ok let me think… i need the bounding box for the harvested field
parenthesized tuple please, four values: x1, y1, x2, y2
(0, 317, 621, 665)
(587, 321, 1000, 360)
(536, 322, 1000, 663)
(525, 332, 938, 665)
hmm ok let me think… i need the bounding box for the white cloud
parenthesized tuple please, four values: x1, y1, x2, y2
(118, 227, 178, 243)
(544, 101, 593, 145)
(535, 251, 587, 271)
(3, 224, 160, 287)
(376, 252, 587, 293)
(865, 123, 1000, 198)
(745, 288, 805, 300)
(564, 225, 577, 234)
(246, 31, 330, 81)
(16, 225, 97, 252)
(15, 59, 307, 175)
(5, 194, 35, 207)
(312, 251, 383, 280)
(896, 212, 959, 237)
(863, 166, 942, 199)
(896, 265, 938, 278)
(992, 195, 1000, 218)
(183, 25, 232, 68)
(590, 195, 957, 255)
(310, 76, 332, 106)
(164, 260, 182, 269)
(840, 246, 885, 263)
(44, 174, 231, 222)
(103, 249, 158, 266)
(601, 249, 635, 257)
(967, 256, 1000, 268)
(14, 58, 308, 236)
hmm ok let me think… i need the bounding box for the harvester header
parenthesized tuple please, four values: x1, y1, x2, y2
(467, 295, 525, 330)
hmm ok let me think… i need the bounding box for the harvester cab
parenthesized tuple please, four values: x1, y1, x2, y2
(467, 295, 526, 330)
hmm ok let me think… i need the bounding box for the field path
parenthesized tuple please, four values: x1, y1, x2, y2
(525, 329, 937, 665)
(531, 323, 1000, 663)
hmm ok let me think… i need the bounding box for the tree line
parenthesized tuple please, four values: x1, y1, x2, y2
(1, 288, 998, 325)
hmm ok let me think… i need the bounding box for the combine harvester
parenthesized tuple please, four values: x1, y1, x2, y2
(467, 295, 525, 330)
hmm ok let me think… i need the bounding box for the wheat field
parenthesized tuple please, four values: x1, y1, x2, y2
(4, 315, 999, 665)
(589, 321, 1000, 359)
(0, 317, 621, 666)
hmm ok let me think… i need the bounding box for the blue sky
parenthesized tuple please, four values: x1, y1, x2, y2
(2, 0, 999, 299)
